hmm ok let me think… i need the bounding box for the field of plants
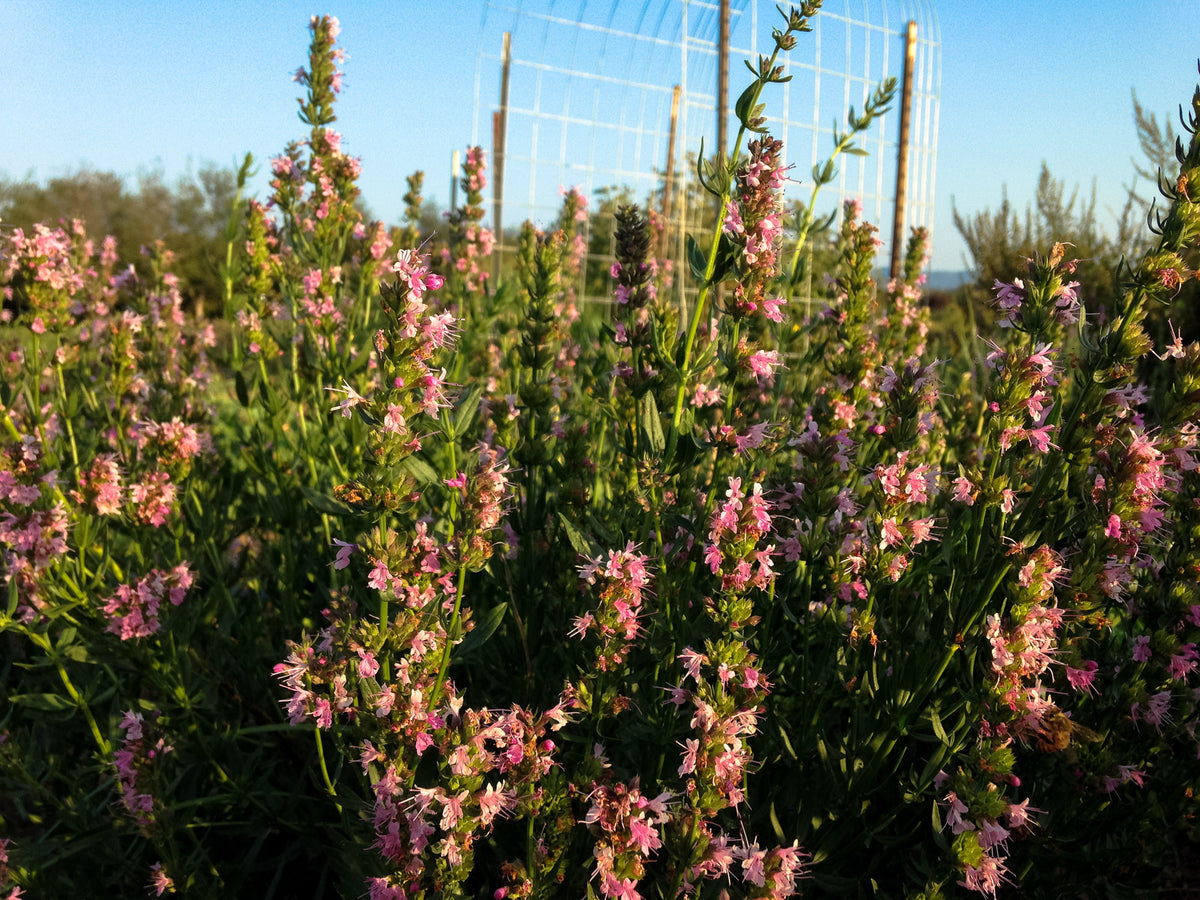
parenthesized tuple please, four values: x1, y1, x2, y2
(2, 6, 1199, 899)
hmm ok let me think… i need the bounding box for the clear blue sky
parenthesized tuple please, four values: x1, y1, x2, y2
(4, 1, 1199, 272)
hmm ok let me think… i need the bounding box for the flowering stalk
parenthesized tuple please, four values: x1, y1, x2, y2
(784, 77, 898, 302)
(667, 3, 821, 463)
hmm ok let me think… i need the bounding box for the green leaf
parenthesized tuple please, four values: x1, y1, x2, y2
(648, 318, 678, 376)
(777, 723, 799, 760)
(455, 602, 507, 657)
(299, 485, 354, 517)
(234, 371, 250, 407)
(928, 707, 948, 745)
(638, 393, 665, 455)
(358, 676, 381, 705)
(557, 512, 593, 558)
(685, 233, 708, 283)
(770, 801, 786, 843)
(63, 644, 90, 663)
(709, 232, 740, 285)
(6, 576, 18, 618)
(11, 692, 76, 712)
(453, 384, 485, 439)
(400, 454, 440, 486)
(734, 81, 762, 126)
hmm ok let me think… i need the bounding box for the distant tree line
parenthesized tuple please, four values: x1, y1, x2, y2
(3, 96, 1193, 337)
(0, 166, 241, 315)
(950, 92, 1199, 345)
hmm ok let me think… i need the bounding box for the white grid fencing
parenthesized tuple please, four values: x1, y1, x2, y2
(472, 0, 940, 300)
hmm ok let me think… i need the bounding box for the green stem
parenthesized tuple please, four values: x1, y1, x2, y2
(55, 364, 80, 472)
(314, 726, 342, 813)
(26, 627, 112, 757)
(667, 44, 788, 452)
(430, 563, 469, 706)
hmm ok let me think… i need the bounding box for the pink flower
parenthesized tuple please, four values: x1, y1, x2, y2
(149, 862, 174, 896)
(1132, 635, 1152, 663)
(959, 853, 1008, 895)
(327, 380, 368, 417)
(953, 476, 975, 505)
(626, 816, 661, 855)
(679, 647, 706, 682)
(740, 844, 768, 887)
(1168, 643, 1197, 681)
(879, 518, 903, 549)
(478, 782, 514, 827)
(744, 349, 782, 380)
(678, 738, 699, 775)
(356, 647, 379, 678)
(1065, 661, 1099, 695)
(332, 539, 355, 570)
(366, 558, 390, 590)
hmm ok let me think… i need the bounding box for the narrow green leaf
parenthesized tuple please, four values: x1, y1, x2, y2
(777, 723, 799, 760)
(638, 393, 665, 455)
(685, 233, 708, 283)
(455, 602, 508, 657)
(299, 485, 353, 517)
(453, 384, 486, 438)
(770, 802, 786, 843)
(399, 454, 440, 486)
(929, 707, 948, 745)
(235, 371, 250, 407)
(734, 81, 761, 125)
(11, 692, 76, 712)
(557, 512, 593, 558)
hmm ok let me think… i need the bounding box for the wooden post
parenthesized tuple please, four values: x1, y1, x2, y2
(494, 31, 511, 281)
(714, 0, 730, 310)
(889, 20, 917, 281)
(661, 85, 681, 257)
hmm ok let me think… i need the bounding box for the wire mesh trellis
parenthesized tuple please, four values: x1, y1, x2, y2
(472, 0, 940, 304)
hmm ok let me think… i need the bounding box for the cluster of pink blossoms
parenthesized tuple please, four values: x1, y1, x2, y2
(72, 453, 122, 515)
(366, 701, 567, 895)
(277, 587, 573, 898)
(572, 543, 654, 671)
(133, 417, 210, 474)
(703, 477, 776, 593)
(443, 146, 495, 294)
(722, 136, 789, 322)
(100, 564, 194, 641)
(937, 772, 1036, 896)
(672, 645, 767, 810)
(983, 340, 1059, 461)
(0, 434, 69, 621)
(1, 222, 88, 331)
(584, 781, 672, 899)
(983, 545, 1069, 743)
(113, 710, 173, 830)
(989, 245, 1081, 332)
